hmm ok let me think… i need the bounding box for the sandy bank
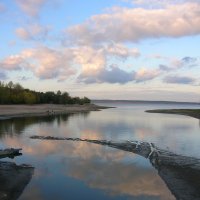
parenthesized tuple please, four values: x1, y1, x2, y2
(146, 109, 200, 119)
(0, 104, 112, 120)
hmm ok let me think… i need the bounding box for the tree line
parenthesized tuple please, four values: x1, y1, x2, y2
(0, 81, 91, 105)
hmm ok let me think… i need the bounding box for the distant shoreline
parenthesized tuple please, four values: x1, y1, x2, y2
(146, 109, 200, 119)
(93, 99, 200, 105)
(0, 104, 112, 120)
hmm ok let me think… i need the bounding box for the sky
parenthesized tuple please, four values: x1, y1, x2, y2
(0, 0, 199, 102)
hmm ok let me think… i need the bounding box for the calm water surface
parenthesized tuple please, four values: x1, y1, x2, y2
(0, 102, 200, 200)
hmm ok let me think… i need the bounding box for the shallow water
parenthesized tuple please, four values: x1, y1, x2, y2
(0, 102, 199, 200)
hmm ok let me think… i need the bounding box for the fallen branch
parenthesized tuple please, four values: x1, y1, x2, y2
(0, 148, 22, 159)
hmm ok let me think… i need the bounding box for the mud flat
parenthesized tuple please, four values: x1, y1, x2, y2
(146, 109, 200, 119)
(0, 104, 113, 120)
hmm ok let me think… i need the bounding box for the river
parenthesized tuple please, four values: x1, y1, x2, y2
(0, 101, 199, 200)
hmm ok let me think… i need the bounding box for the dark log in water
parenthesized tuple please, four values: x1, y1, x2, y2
(0, 148, 22, 159)
(30, 135, 200, 200)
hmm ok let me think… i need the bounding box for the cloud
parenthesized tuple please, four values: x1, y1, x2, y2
(0, 43, 139, 82)
(79, 65, 135, 84)
(74, 44, 141, 84)
(182, 56, 196, 63)
(73, 46, 106, 76)
(104, 43, 140, 58)
(99, 66, 135, 83)
(0, 44, 174, 84)
(73, 44, 139, 77)
(0, 71, 7, 80)
(15, 24, 50, 41)
(79, 65, 163, 84)
(1, 43, 197, 85)
(0, 47, 76, 81)
(0, 55, 29, 70)
(135, 68, 161, 82)
(163, 75, 195, 84)
(181, 56, 198, 67)
(67, 3, 200, 45)
(171, 56, 199, 69)
(15, 0, 47, 17)
(21, 47, 76, 79)
(159, 64, 171, 71)
(130, 0, 197, 7)
(15, 28, 30, 40)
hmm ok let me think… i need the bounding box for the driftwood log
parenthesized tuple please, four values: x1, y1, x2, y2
(0, 148, 22, 159)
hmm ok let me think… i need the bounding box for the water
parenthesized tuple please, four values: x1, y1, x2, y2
(0, 101, 199, 200)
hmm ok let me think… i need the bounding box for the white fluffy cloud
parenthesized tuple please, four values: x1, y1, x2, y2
(73, 44, 139, 77)
(67, 3, 200, 45)
(21, 47, 76, 79)
(1, 43, 198, 84)
(2, 44, 197, 84)
(73, 46, 106, 76)
(0, 55, 29, 70)
(104, 43, 140, 59)
(0, 47, 76, 80)
(0, 44, 140, 83)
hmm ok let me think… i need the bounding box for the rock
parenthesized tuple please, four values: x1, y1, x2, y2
(0, 161, 34, 200)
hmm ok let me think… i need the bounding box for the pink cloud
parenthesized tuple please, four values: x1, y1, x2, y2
(15, 24, 50, 41)
(0, 47, 76, 81)
(67, 3, 200, 45)
(0, 55, 29, 70)
(135, 68, 161, 82)
(15, 0, 47, 17)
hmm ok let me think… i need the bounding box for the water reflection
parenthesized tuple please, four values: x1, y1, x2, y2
(0, 102, 199, 200)
(0, 112, 90, 137)
(31, 136, 200, 200)
(3, 136, 175, 199)
(66, 156, 172, 199)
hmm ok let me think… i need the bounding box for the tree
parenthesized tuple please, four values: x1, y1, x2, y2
(23, 91, 37, 104)
(0, 81, 91, 105)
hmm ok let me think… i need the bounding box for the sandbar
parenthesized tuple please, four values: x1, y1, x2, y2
(0, 104, 112, 120)
(146, 109, 200, 119)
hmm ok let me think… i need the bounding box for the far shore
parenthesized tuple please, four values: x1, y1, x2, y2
(0, 104, 113, 120)
(146, 109, 200, 119)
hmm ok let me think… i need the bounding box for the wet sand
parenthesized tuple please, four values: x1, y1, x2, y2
(0, 104, 111, 120)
